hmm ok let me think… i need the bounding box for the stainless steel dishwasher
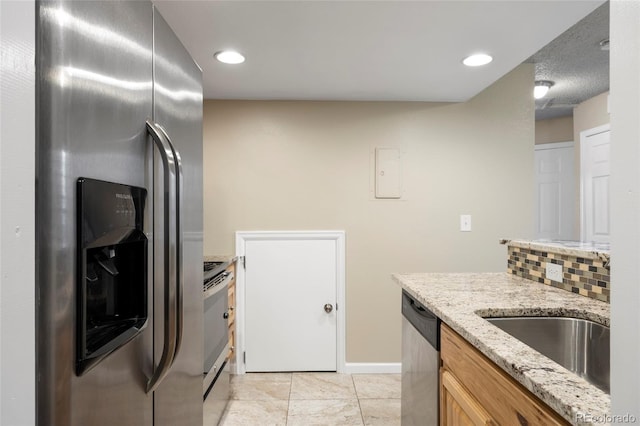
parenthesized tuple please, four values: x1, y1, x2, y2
(401, 290, 440, 426)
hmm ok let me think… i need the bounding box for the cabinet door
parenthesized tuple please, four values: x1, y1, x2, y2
(441, 370, 495, 426)
(228, 327, 235, 359)
(227, 262, 236, 360)
(440, 324, 568, 425)
(227, 272, 236, 325)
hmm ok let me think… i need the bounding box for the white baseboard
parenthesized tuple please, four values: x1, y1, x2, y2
(343, 362, 401, 374)
(232, 362, 401, 375)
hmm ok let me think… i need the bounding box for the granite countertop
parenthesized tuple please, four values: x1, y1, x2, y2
(393, 272, 610, 426)
(204, 254, 237, 264)
(501, 239, 610, 265)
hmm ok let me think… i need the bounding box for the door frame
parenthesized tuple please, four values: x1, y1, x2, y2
(580, 123, 610, 241)
(234, 230, 346, 375)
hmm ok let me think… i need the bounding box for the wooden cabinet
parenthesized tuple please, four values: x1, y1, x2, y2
(440, 324, 569, 426)
(441, 369, 494, 426)
(226, 261, 236, 361)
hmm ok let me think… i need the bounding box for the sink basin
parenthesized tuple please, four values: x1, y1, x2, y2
(485, 316, 609, 393)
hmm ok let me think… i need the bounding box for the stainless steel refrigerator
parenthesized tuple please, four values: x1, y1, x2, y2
(35, 1, 204, 424)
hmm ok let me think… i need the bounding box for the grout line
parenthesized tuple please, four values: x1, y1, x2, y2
(352, 374, 367, 426)
(285, 372, 293, 425)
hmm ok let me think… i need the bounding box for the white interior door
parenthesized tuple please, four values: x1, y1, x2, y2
(534, 142, 575, 240)
(244, 237, 338, 372)
(581, 125, 610, 243)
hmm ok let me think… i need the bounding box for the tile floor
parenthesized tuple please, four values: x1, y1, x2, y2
(205, 372, 401, 426)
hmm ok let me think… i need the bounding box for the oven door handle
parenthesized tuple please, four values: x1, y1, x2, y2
(203, 271, 234, 300)
(145, 119, 178, 393)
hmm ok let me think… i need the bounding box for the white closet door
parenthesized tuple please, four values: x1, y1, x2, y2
(244, 238, 337, 372)
(534, 142, 575, 240)
(581, 126, 610, 243)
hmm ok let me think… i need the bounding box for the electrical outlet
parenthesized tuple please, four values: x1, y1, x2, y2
(545, 263, 563, 283)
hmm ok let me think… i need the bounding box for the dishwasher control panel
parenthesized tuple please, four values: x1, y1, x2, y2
(401, 290, 440, 350)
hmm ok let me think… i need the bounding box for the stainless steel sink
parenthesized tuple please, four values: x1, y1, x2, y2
(485, 316, 610, 393)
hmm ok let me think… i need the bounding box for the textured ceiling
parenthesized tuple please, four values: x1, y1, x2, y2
(529, 2, 609, 120)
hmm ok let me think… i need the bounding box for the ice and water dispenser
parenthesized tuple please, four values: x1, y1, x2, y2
(76, 178, 148, 375)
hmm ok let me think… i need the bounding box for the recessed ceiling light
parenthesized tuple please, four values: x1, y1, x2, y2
(534, 80, 554, 99)
(214, 50, 245, 65)
(462, 54, 493, 67)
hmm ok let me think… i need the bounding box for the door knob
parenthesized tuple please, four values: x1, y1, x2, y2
(324, 303, 333, 313)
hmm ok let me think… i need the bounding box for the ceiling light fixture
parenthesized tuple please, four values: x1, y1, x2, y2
(534, 80, 554, 99)
(599, 39, 610, 51)
(214, 50, 245, 65)
(462, 53, 493, 67)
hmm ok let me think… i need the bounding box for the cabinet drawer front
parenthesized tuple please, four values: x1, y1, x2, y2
(440, 324, 568, 426)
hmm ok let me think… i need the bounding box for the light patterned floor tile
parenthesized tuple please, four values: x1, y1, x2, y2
(218, 399, 288, 426)
(352, 374, 401, 399)
(287, 399, 364, 426)
(359, 398, 402, 426)
(210, 373, 402, 426)
(290, 373, 357, 400)
(230, 373, 292, 400)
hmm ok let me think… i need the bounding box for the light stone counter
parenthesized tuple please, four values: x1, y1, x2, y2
(204, 254, 237, 264)
(501, 239, 610, 265)
(393, 272, 610, 426)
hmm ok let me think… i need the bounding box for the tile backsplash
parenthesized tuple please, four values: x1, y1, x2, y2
(507, 245, 610, 303)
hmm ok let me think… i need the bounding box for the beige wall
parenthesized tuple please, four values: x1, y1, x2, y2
(572, 91, 610, 237)
(573, 91, 610, 145)
(535, 116, 574, 144)
(203, 64, 534, 363)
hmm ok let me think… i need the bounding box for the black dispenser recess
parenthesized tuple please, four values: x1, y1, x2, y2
(76, 178, 148, 375)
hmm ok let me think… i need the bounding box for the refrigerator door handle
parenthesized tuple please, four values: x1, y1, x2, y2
(145, 119, 178, 393)
(157, 126, 184, 361)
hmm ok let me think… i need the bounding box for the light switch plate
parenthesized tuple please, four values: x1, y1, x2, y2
(546, 263, 563, 283)
(460, 215, 471, 232)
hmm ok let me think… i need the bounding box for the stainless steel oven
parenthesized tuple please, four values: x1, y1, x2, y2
(202, 261, 232, 422)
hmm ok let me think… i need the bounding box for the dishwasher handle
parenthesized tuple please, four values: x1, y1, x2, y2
(402, 290, 440, 350)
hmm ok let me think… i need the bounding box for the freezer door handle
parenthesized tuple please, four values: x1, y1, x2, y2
(159, 126, 184, 361)
(145, 119, 179, 393)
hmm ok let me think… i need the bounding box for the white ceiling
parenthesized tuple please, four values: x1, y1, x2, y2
(154, 1, 604, 102)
